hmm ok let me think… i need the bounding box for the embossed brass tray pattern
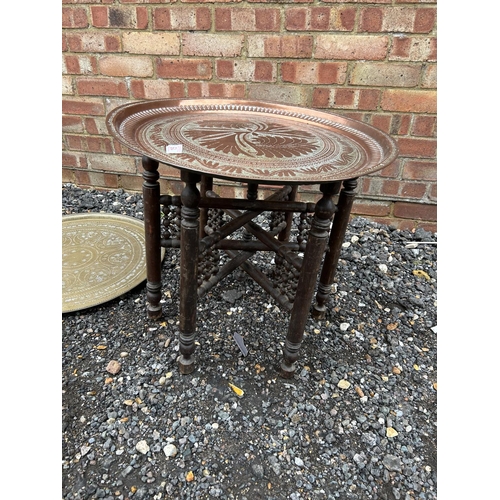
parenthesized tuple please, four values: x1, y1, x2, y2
(62, 213, 164, 313)
(107, 98, 398, 185)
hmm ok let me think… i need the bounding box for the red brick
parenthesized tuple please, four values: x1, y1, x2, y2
(62, 153, 78, 168)
(339, 8, 357, 30)
(62, 97, 105, 116)
(62, 7, 89, 28)
(285, 8, 307, 30)
(90, 6, 108, 27)
(311, 7, 330, 30)
(358, 89, 381, 110)
(312, 88, 330, 108)
(412, 115, 436, 137)
(376, 158, 401, 178)
(390, 36, 412, 59)
(187, 82, 245, 98)
(65, 134, 84, 150)
(90, 137, 114, 154)
(84, 118, 101, 135)
(66, 33, 121, 53)
(74, 171, 119, 190)
(130, 80, 184, 99)
(215, 8, 231, 30)
(428, 38, 437, 62)
(64, 55, 98, 75)
(76, 77, 129, 97)
(359, 8, 383, 32)
(362, 178, 427, 200)
(389, 114, 411, 135)
(371, 114, 392, 134)
(360, 6, 436, 33)
(248, 35, 313, 58)
(393, 201, 437, 222)
(390, 36, 436, 62)
(281, 61, 347, 85)
(216, 60, 234, 78)
(255, 8, 280, 31)
(352, 200, 391, 218)
(153, 8, 172, 29)
(215, 7, 279, 31)
(380, 179, 400, 197)
(187, 82, 203, 97)
(414, 8, 436, 32)
(285, 6, 354, 31)
(334, 89, 356, 107)
(275, 36, 313, 58)
(63, 116, 83, 133)
(402, 160, 437, 181)
(65, 134, 113, 154)
(397, 137, 436, 158)
(112, 138, 141, 157)
(400, 182, 427, 199)
(381, 89, 436, 113)
(156, 58, 212, 80)
(318, 62, 347, 84)
(254, 61, 274, 82)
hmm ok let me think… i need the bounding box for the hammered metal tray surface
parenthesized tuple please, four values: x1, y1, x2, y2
(62, 213, 164, 313)
(107, 98, 398, 185)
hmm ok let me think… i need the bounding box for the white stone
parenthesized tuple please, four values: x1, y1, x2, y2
(337, 379, 351, 390)
(163, 444, 178, 458)
(135, 440, 150, 454)
(340, 323, 350, 332)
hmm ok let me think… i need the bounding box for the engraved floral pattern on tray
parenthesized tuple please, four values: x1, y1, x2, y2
(142, 111, 365, 180)
(62, 214, 158, 313)
(108, 101, 397, 183)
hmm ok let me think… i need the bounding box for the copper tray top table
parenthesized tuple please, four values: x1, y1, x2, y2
(107, 98, 398, 378)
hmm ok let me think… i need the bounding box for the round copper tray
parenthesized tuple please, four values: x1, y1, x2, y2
(62, 213, 165, 313)
(107, 98, 398, 185)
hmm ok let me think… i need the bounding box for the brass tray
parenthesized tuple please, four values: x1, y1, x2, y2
(107, 98, 398, 185)
(62, 213, 164, 313)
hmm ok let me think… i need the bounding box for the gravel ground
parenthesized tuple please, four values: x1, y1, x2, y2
(62, 184, 437, 500)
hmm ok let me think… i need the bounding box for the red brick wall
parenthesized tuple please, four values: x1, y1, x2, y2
(62, 0, 437, 232)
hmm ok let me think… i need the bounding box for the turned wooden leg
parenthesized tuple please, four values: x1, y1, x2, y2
(312, 178, 358, 320)
(178, 171, 201, 374)
(280, 183, 336, 378)
(142, 156, 163, 320)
